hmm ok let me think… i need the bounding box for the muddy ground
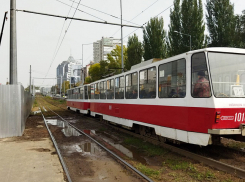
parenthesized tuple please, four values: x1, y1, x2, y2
(32, 96, 245, 182)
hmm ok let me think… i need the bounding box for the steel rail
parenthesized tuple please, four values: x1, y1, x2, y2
(40, 97, 245, 179)
(39, 106, 73, 182)
(41, 102, 154, 182)
(102, 120, 245, 179)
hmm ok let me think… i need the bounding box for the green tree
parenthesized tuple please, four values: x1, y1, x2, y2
(180, 0, 205, 52)
(89, 63, 101, 81)
(125, 34, 143, 70)
(206, 0, 235, 47)
(232, 10, 245, 48)
(85, 76, 92, 84)
(167, 0, 182, 57)
(62, 81, 70, 94)
(143, 17, 167, 60)
(107, 45, 127, 74)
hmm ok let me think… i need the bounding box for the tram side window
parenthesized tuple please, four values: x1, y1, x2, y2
(72, 89, 74, 99)
(159, 59, 186, 98)
(191, 52, 211, 98)
(94, 83, 100, 99)
(107, 79, 114, 99)
(126, 72, 138, 99)
(100, 81, 106, 99)
(76, 88, 80, 99)
(80, 87, 84, 100)
(84, 86, 88, 100)
(140, 67, 156, 98)
(115, 76, 124, 99)
(90, 84, 94, 99)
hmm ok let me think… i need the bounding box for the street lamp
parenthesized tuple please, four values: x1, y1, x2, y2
(174, 31, 191, 51)
(82, 43, 93, 85)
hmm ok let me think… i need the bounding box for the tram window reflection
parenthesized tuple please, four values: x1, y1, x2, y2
(126, 72, 138, 99)
(115, 76, 124, 99)
(100, 81, 106, 99)
(139, 67, 156, 98)
(107, 79, 114, 99)
(159, 59, 186, 98)
(80, 87, 84, 99)
(84, 86, 88, 100)
(94, 83, 100, 99)
(191, 52, 211, 98)
(90, 84, 94, 99)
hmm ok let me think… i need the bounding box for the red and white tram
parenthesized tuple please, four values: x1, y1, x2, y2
(67, 48, 245, 146)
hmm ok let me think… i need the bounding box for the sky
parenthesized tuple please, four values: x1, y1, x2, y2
(0, 0, 244, 88)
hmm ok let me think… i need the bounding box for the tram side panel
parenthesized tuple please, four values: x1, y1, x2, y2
(89, 101, 216, 133)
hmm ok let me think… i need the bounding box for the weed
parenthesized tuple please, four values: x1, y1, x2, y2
(124, 137, 168, 156)
(136, 163, 160, 178)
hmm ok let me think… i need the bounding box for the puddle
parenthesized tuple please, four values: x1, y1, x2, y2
(97, 132, 147, 165)
(77, 142, 102, 155)
(46, 119, 81, 137)
(43, 106, 47, 112)
(62, 127, 81, 137)
(33, 108, 41, 115)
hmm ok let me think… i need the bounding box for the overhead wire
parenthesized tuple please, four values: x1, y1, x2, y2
(84, 0, 164, 64)
(42, 0, 76, 84)
(64, 0, 141, 26)
(43, 0, 82, 84)
(55, 0, 107, 22)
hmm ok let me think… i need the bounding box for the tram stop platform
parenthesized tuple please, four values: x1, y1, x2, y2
(0, 115, 65, 182)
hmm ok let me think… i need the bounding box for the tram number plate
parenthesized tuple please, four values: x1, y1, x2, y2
(235, 113, 245, 122)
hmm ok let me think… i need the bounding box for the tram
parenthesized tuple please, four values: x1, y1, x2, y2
(67, 47, 245, 146)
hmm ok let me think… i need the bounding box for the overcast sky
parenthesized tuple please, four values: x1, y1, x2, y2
(0, 0, 244, 88)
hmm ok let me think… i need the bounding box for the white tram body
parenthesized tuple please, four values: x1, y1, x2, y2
(67, 48, 245, 146)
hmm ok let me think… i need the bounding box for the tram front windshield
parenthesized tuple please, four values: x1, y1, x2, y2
(208, 52, 245, 98)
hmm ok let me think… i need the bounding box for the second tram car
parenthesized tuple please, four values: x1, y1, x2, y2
(67, 48, 245, 146)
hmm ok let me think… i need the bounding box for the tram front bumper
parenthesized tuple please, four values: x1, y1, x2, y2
(208, 124, 245, 136)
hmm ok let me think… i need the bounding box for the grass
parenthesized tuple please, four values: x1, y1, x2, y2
(33, 99, 38, 107)
(135, 163, 161, 178)
(162, 157, 216, 181)
(226, 141, 245, 150)
(123, 137, 168, 156)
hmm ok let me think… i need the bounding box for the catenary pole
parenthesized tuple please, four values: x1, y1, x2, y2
(60, 76, 62, 98)
(120, 0, 124, 72)
(10, 0, 17, 84)
(29, 65, 31, 93)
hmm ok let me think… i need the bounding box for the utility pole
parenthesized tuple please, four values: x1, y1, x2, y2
(60, 76, 62, 99)
(120, 0, 124, 72)
(0, 11, 8, 46)
(63, 80, 65, 97)
(10, 0, 17, 84)
(29, 65, 31, 93)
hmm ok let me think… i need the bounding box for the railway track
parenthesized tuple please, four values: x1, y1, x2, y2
(39, 96, 245, 179)
(38, 98, 153, 182)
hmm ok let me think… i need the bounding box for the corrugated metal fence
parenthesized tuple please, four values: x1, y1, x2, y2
(0, 85, 34, 138)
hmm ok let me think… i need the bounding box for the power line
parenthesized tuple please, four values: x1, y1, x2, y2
(43, 0, 76, 84)
(55, 0, 107, 22)
(64, 0, 141, 26)
(42, 0, 82, 84)
(110, 0, 160, 38)
(130, 0, 160, 22)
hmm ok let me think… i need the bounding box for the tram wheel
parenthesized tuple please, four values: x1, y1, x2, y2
(139, 126, 146, 136)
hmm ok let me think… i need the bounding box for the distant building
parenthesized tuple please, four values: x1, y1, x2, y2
(56, 56, 81, 89)
(93, 37, 121, 63)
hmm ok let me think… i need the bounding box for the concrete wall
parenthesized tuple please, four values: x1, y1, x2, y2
(0, 85, 34, 138)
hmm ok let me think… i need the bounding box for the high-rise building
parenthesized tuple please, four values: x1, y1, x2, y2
(93, 37, 121, 63)
(56, 56, 81, 89)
